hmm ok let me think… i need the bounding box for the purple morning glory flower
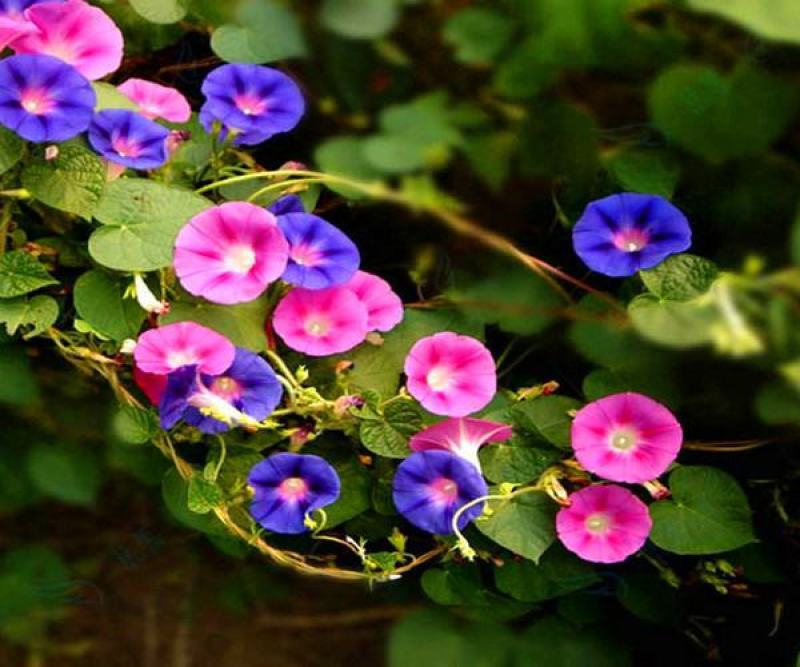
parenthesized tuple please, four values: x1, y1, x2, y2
(268, 194, 305, 217)
(248, 453, 341, 534)
(277, 213, 360, 290)
(159, 348, 283, 434)
(199, 64, 305, 146)
(393, 450, 488, 535)
(0, 54, 95, 143)
(87, 109, 169, 170)
(572, 193, 692, 277)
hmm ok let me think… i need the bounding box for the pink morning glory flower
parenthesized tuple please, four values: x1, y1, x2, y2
(133, 322, 236, 376)
(556, 484, 652, 563)
(404, 332, 496, 417)
(118, 78, 191, 123)
(571, 392, 683, 483)
(343, 271, 403, 333)
(410, 417, 512, 471)
(173, 202, 290, 305)
(133, 363, 167, 406)
(12, 0, 124, 81)
(272, 286, 369, 357)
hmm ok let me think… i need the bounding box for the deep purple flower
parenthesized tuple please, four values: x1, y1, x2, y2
(277, 213, 360, 289)
(248, 453, 341, 534)
(572, 193, 691, 277)
(393, 451, 488, 535)
(0, 54, 95, 142)
(159, 348, 283, 434)
(87, 109, 169, 169)
(199, 64, 304, 146)
(268, 194, 305, 217)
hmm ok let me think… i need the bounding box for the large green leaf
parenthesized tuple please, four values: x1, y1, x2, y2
(687, 0, 800, 45)
(512, 396, 583, 449)
(649, 64, 800, 163)
(0, 250, 57, 298)
(320, 0, 399, 40)
(358, 400, 422, 459)
(129, 0, 187, 23)
(649, 466, 755, 555)
(0, 295, 58, 339)
(22, 144, 106, 218)
(73, 270, 145, 341)
(475, 491, 556, 562)
(605, 147, 680, 199)
(628, 294, 716, 348)
(26, 443, 102, 506)
(479, 435, 561, 485)
(88, 179, 212, 271)
(442, 8, 514, 65)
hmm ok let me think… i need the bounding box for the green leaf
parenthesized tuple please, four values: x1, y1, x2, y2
(92, 82, 139, 111)
(358, 400, 422, 458)
(88, 179, 212, 271)
(582, 366, 680, 408)
(22, 144, 106, 218)
(628, 294, 716, 348)
(686, 0, 800, 45)
(0, 345, 38, 405)
(649, 64, 800, 163)
(211, 0, 306, 64)
(616, 574, 680, 626)
(0, 127, 24, 176)
(512, 396, 583, 449)
(476, 491, 556, 562)
(187, 477, 224, 514)
(0, 295, 58, 338)
(129, 0, 187, 23)
(162, 294, 271, 351)
(605, 148, 680, 199)
(493, 37, 555, 99)
(0, 546, 69, 627)
(462, 132, 516, 192)
(442, 8, 514, 65)
(320, 0, 399, 40)
(319, 457, 371, 528)
(513, 615, 632, 667)
(73, 270, 145, 341)
(26, 443, 101, 506)
(112, 405, 159, 445)
(314, 136, 381, 199)
(494, 545, 600, 603)
(161, 469, 228, 536)
(0, 250, 57, 298)
(479, 435, 561, 485)
(640, 254, 719, 301)
(649, 466, 755, 555)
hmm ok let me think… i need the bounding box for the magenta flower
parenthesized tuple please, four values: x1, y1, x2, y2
(174, 202, 290, 305)
(392, 450, 488, 535)
(556, 485, 652, 563)
(343, 271, 403, 333)
(249, 453, 341, 534)
(133, 322, 236, 376)
(12, 0, 123, 80)
(404, 332, 496, 417)
(272, 286, 368, 357)
(118, 78, 191, 123)
(0, 1, 40, 51)
(410, 417, 512, 471)
(571, 392, 682, 483)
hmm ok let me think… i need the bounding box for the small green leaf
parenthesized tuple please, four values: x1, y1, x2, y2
(22, 144, 106, 218)
(129, 0, 187, 23)
(512, 396, 583, 449)
(442, 8, 514, 65)
(640, 254, 719, 301)
(187, 477, 224, 514)
(73, 270, 146, 341)
(320, 0, 399, 40)
(161, 469, 228, 536)
(112, 405, 159, 445)
(359, 400, 422, 458)
(649, 466, 755, 555)
(0, 251, 57, 298)
(26, 443, 102, 506)
(92, 82, 138, 111)
(0, 127, 24, 176)
(686, 0, 800, 45)
(475, 491, 556, 562)
(0, 295, 58, 338)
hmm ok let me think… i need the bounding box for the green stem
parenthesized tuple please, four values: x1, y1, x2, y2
(213, 435, 227, 480)
(0, 202, 11, 256)
(0, 188, 30, 199)
(265, 349, 301, 389)
(247, 178, 327, 202)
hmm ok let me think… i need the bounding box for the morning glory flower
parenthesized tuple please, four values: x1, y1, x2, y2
(0, 54, 95, 142)
(118, 78, 191, 123)
(248, 453, 341, 534)
(342, 271, 404, 333)
(199, 63, 305, 146)
(133, 322, 236, 376)
(410, 417, 512, 472)
(88, 109, 170, 170)
(572, 193, 691, 277)
(556, 485, 652, 563)
(392, 450, 488, 535)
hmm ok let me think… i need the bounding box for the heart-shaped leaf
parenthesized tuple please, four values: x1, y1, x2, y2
(475, 491, 556, 563)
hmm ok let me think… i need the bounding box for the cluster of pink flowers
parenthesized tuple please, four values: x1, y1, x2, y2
(556, 392, 683, 563)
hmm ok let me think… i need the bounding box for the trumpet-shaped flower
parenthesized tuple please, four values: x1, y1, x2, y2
(277, 212, 360, 290)
(173, 202, 289, 305)
(200, 64, 304, 146)
(343, 271, 403, 333)
(118, 78, 191, 123)
(248, 453, 341, 534)
(572, 193, 691, 277)
(404, 332, 496, 417)
(410, 417, 512, 472)
(133, 322, 235, 376)
(556, 485, 652, 563)
(393, 450, 488, 535)
(0, 54, 95, 142)
(159, 348, 282, 434)
(88, 110, 169, 170)
(272, 286, 368, 356)
(13, 0, 123, 80)
(571, 392, 682, 483)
